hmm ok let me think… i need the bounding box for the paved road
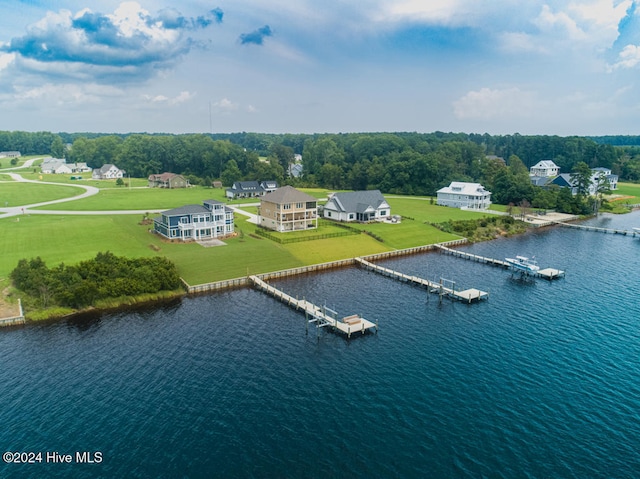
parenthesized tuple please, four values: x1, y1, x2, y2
(0, 171, 257, 220)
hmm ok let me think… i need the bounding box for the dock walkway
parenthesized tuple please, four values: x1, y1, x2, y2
(249, 275, 377, 338)
(434, 245, 565, 280)
(355, 257, 488, 303)
(554, 221, 640, 237)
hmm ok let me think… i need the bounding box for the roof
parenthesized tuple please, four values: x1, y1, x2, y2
(325, 190, 388, 214)
(437, 182, 491, 195)
(161, 204, 210, 216)
(99, 164, 119, 173)
(552, 173, 575, 187)
(531, 160, 559, 169)
(530, 176, 553, 187)
(261, 185, 317, 204)
(229, 181, 262, 191)
(149, 172, 182, 181)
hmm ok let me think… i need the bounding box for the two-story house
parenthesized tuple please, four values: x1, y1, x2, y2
(148, 172, 190, 188)
(530, 160, 560, 177)
(436, 182, 492, 210)
(153, 200, 234, 241)
(92, 164, 125, 180)
(259, 186, 318, 232)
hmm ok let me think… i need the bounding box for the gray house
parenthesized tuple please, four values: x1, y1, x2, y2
(323, 190, 391, 222)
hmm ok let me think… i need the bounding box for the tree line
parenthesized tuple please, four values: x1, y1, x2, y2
(10, 252, 182, 309)
(4, 129, 640, 197)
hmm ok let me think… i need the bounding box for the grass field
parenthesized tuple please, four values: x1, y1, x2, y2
(0, 179, 471, 291)
(611, 182, 640, 203)
(0, 182, 83, 206)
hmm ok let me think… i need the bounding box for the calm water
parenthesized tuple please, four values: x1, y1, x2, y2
(1, 211, 639, 478)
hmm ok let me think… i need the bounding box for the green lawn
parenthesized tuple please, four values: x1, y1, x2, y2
(0, 182, 85, 207)
(611, 182, 640, 203)
(0, 181, 517, 293)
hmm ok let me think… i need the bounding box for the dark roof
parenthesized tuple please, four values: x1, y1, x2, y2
(162, 204, 210, 216)
(530, 176, 553, 187)
(552, 174, 576, 187)
(261, 185, 317, 204)
(230, 181, 262, 191)
(326, 190, 388, 213)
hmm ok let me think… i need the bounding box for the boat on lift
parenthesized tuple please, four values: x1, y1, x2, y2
(633, 227, 640, 236)
(505, 255, 540, 273)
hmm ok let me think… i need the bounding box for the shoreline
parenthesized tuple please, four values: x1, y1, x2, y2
(2, 209, 622, 326)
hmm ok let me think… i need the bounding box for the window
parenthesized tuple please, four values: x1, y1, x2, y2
(379, 210, 387, 216)
(327, 211, 332, 217)
(296, 202, 303, 209)
(283, 204, 291, 210)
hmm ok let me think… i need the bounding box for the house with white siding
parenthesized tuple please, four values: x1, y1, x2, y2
(92, 164, 125, 180)
(324, 190, 391, 222)
(437, 182, 492, 210)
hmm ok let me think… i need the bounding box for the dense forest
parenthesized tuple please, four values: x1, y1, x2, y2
(3, 130, 640, 209)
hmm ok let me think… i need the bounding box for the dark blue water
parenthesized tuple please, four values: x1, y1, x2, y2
(1, 211, 639, 478)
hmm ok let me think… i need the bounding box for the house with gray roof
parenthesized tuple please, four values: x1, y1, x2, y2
(437, 182, 492, 210)
(153, 200, 234, 241)
(323, 190, 391, 222)
(92, 164, 125, 180)
(259, 185, 318, 232)
(530, 160, 560, 177)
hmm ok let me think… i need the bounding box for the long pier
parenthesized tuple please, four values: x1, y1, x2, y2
(354, 257, 488, 303)
(555, 221, 640, 237)
(434, 245, 565, 280)
(249, 275, 377, 338)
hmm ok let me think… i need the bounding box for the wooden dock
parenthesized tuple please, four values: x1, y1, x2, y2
(434, 245, 565, 280)
(249, 275, 377, 338)
(354, 257, 488, 303)
(555, 221, 640, 237)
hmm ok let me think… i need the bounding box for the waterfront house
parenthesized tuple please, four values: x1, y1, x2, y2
(324, 190, 391, 222)
(92, 164, 125, 180)
(592, 167, 618, 191)
(552, 168, 618, 195)
(259, 185, 318, 232)
(148, 172, 190, 188)
(530, 160, 560, 177)
(0, 151, 21, 158)
(153, 200, 234, 241)
(437, 182, 492, 210)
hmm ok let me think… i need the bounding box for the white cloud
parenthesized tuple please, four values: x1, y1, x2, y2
(453, 87, 535, 120)
(0, 52, 15, 71)
(214, 98, 238, 111)
(144, 90, 194, 105)
(609, 44, 640, 70)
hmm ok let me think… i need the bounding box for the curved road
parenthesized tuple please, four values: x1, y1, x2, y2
(0, 169, 253, 219)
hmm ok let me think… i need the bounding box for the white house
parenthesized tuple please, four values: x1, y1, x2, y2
(324, 190, 391, 222)
(592, 167, 618, 191)
(530, 160, 560, 177)
(437, 182, 492, 210)
(41, 158, 70, 174)
(92, 164, 125, 180)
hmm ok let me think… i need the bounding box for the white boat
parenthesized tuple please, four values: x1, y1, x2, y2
(505, 255, 540, 273)
(633, 227, 640, 235)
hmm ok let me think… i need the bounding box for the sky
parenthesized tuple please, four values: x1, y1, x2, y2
(1, 0, 640, 136)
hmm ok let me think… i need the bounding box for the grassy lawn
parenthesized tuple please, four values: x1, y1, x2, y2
(0, 182, 86, 206)
(610, 182, 640, 203)
(0, 182, 520, 295)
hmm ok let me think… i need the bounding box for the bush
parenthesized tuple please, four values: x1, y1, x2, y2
(10, 252, 182, 309)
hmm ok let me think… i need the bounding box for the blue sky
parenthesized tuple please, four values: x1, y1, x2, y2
(1, 0, 639, 135)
